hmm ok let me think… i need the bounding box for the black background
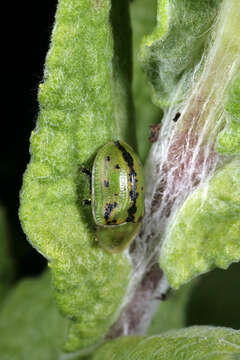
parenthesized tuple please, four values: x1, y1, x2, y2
(2, 1, 57, 280)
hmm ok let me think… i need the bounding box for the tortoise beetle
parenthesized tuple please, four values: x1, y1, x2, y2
(86, 140, 144, 253)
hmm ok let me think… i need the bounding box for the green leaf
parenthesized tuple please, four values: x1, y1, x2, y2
(91, 326, 240, 360)
(160, 159, 240, 288)
(19, 0, 133, 352)
(130, 0, 162, 162)
(0, 206, 14, 302)
(0, 272, 68, 360)
(140, 0, 221, 108)
(216, 72, 240, 154)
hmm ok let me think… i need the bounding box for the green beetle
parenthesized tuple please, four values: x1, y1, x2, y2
(84, 140, 144, 253)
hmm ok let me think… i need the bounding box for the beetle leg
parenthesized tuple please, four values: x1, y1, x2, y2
(155, 293, 167, 301)
(80, 167, 91, 177)
(80, 167, 92, 206)
(82, 199, 91, 206)
(80, 166, 92, 190)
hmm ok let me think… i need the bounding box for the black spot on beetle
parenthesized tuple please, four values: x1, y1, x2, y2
(115, 164, 120, 169)
(104, 202, 118, 222)
(173, 112, 181, 122)
(141, 186, 143, 191)
(114, 141, 134, 168)
(104, 180, 109, 187)
(129, 173, 135, 184)
(126, 204, 137, 223)
(106, 156, 111, 161)
(114, 140, 139, 223)
(129, 190, 138, 202)
(106, 219, 117, 225)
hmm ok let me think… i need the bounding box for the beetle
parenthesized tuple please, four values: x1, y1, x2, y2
(82, 140, 144, 253)
(173, 112, 181, 122)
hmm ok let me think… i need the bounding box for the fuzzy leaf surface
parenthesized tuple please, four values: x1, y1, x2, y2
(0, 272, 68, 360)
(140, 0, 221, 108)
(92, 326, 240, 360)
(216, 72, 240, 154)
(160, 159, 240, 288)
(19, 0, 133, 352)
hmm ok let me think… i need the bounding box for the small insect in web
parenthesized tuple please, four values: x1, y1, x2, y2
(155, 293, 167, 301)
(173, 112, 181, 122)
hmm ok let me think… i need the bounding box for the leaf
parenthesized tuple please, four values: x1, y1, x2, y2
(140, 0, 221, 108)
(0, 272, 68, 360)
(130, 0, 162, 162)
(0, 206, 14, 302)
(91, 326, 240, 360)
(19, 0, 133, 352)
(216, 72, 240, 154)
(160, 159, 240, 288)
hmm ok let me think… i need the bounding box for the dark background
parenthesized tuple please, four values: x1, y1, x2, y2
(2, 1, 57, 280)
